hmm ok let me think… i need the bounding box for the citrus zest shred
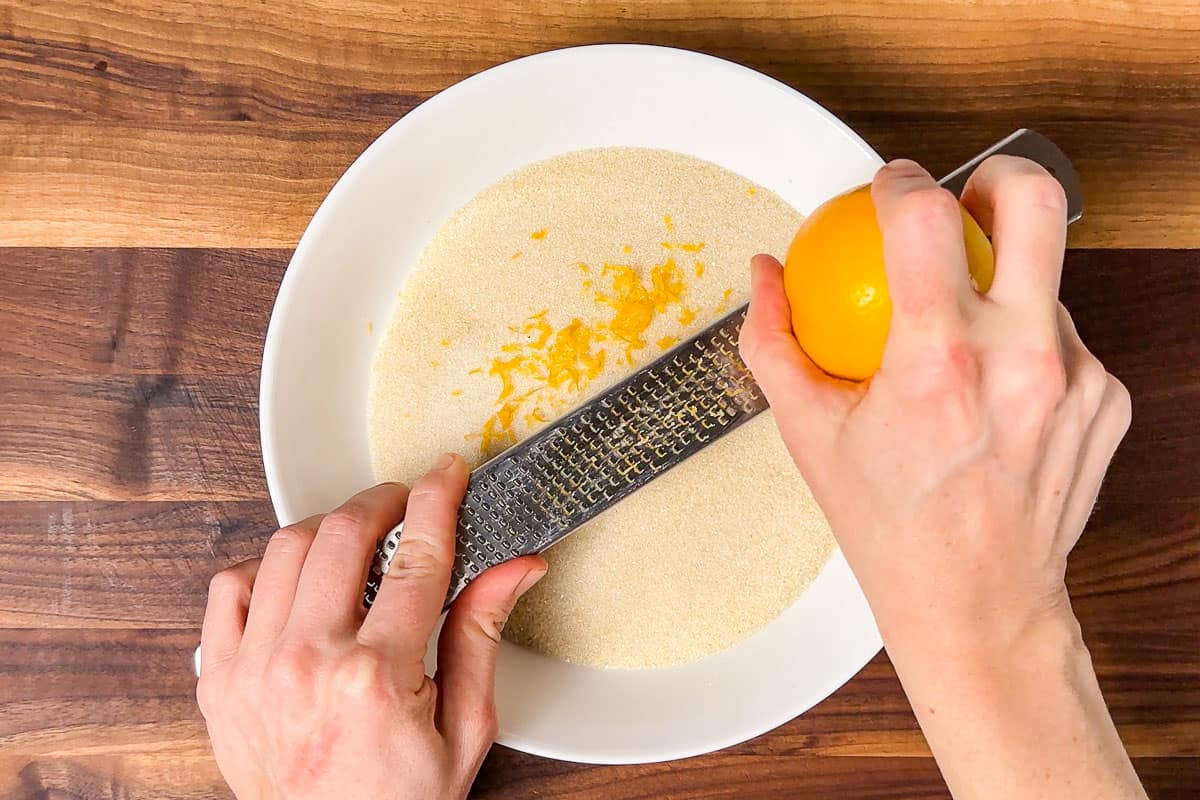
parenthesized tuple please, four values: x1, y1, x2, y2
(466, 216, 713, 457)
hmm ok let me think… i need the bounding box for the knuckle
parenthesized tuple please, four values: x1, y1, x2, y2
(264, 644, 318, 697)
(737, 326, 761, 366)
(208, 566, 249, 598)
(332, 648, 394, 707)
(1008, 351, 1069, 418)
(267, 525, 313, 555)
(1108, 375, 1133, 428)
(464, 704, 500, 745)
(1003, 169, 1068, 215)
(470, 604, 507, 645)
(409, 471, 454, 503)
(896, 185, 961, 231)
(383, 535, 447, 583)
(907, 342, 980, 397)
(1077, 356, 1109, 403)
(196, 673, 221, 717)
(1026, 350, 1069, 407)
(320, 505, 372, 541)
(901, 344, 986, 441)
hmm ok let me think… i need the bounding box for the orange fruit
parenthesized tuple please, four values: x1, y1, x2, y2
(783, 185, 994, 381)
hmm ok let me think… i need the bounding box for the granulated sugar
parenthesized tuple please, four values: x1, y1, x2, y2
(368, 147, 835, 669)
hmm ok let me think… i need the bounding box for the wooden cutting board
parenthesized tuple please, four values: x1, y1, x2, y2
(1, 2, 1197, 797)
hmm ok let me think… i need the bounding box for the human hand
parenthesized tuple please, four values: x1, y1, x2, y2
(197, 454, 546, 800)
(740, 155, 1130, 659)
(740, 156, 1143, 799)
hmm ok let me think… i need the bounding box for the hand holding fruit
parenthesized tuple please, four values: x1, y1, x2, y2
(740, 156, 1140, 800)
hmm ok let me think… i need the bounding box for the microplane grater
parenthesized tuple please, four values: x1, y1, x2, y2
(363, 128, 1082, 610)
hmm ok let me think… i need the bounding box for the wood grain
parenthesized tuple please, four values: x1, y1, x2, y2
(0, 502, 273, 627)
(5, 1, 1199, 122)
(0, 249, 284, 376)
(0, 624, 1192, 764)
(3, 118, 1198, 249)
(3, 0, 1200, 248)
(0, 240, 1195, 791)
(3, 2, 1199, 796)
(1, 753, 1197, 800)
(1, 753, 1198, 800)
(2, 248, 1195, 501)
(0, 376, 263, 501)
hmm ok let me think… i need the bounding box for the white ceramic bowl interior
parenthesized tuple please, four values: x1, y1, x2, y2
(261, 44, 883, 764)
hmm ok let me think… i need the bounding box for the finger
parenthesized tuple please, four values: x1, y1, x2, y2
(739, 254, 858, 449)
(241, 514, 322, 646)
(436, 555, 546, 755)
(359, 454, 467, 660)
(1058, 375, 1132, 553)
(960, 154, 1067, 315)
(200, 559, 261, 672)
(290, 483, 410, 633)
(1055, 306, 1132, 550)
(870, 160, 974, 368)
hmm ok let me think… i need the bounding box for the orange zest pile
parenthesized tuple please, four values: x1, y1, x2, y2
(464, 217, 730, 458)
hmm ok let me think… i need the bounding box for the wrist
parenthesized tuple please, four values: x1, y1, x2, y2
(878, 598, 1143, 799)
(886, 601, 1088, 701)
(870, 580, 1083, 682)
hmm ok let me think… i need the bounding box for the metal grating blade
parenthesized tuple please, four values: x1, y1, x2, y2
(364, 307, 764, 607)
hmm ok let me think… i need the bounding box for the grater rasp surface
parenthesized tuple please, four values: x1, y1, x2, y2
(362, 128, 1084, 610)
(364, 306, 765, 608)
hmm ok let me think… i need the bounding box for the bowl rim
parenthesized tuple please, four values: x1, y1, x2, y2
(259, 43, 884, 763)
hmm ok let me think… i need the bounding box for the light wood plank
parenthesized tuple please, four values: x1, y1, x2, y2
(3, 118, 1196, 248)
(4, 1, 1199, 122)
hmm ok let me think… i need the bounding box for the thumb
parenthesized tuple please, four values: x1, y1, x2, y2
(739, 253, 857, 453)
(435, 554, 547, 754)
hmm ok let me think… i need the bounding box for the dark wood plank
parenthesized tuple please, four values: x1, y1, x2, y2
(0, 502, 272, 627)
(4, 1, 1198, 123)
(472, 755, 1200, 800)
(1, 752, 1196, 800)
(1, 248, 1194, 500)
(0, 627, 911, 756)
(1060, 249, 1200, 508)
(0, 629, 205, 753)
(0, 496, 1196, 654)
(0, 249, 285, 375)
(0, 377, 263, 501)
(1, 752, 1197, 800)
(1, 247, 1197, 378)
(0, 628, 917, 757)
(0, 572, 1195, 757)
(0, 751, 227, 800)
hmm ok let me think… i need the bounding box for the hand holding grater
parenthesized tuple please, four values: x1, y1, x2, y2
(363, 129, 1084, 610)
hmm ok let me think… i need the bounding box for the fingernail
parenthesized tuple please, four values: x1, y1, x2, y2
(879, 158, 928, 180)
(513, 566, 547, 599)
(433, 452, 457, 470)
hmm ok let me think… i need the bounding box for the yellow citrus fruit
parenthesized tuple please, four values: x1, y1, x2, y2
(783, 185, 995, 381)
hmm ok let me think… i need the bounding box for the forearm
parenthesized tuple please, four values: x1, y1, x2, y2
(882, 608, 1146, 800)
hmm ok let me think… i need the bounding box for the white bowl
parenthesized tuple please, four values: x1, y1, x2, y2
(261, 44, 883, 764)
